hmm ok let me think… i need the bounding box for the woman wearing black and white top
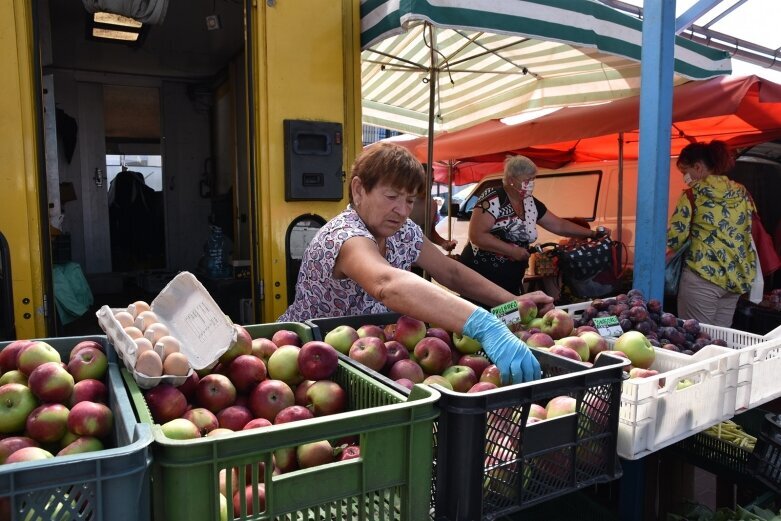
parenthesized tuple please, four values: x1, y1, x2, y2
(458, 155, 607, 297)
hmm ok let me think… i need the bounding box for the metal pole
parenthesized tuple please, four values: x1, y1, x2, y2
(424, 22, 436, 244)
(617, 132, 624, 246)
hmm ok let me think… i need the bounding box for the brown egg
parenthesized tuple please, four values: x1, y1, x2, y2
(155, 335, 181, 361)
(162, 352, 190, 376)
(135, 350, 163, 377)
(144, 322, 170, 345)
(113, 310, 134, 328)
(124, 326, 144, 340)
(127, 300, 151, 318)
(134, 311, 159, 332)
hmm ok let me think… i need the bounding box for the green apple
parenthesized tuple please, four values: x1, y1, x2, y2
(0, 383, 37, 433)
(452, 333, 482, 354)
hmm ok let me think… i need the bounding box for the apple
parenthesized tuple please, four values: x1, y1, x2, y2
(207, 428, 234, 438)
(219, 468, 240, 498)
(248, 379, 294, 422)
(515, 330, 532, 342)
(0, 436, 37, 463)
(161, 418, 200, 440)
(614, 331, 656, 369)
(182, 407, 220, 436)
(17, 341, 61, 375)
(176, 371, 200, 402)
(526, 332, 555, 348)
(0, 340, 31, 372)
(452, 333, 482, 355)
(267, 345, 303, 386)
(233, 484, 265, 516)
(220, 325, 254, 365)
(67, 347, 108, 382)
(413, 337, 453, 375)
(305, 380, 346, 416)
(468, 382, 497, 393)
(271, 329, 302, 347)
(425, 328, 453, 349)
(540, 309, 575, 340)
(274, 405, 314, 424)
(554, 336, 589, 362)
(251, 338, 278, 369)
(442, 365, 477, 393)
(0, 370, 27, 386)
(529, 403, 547, 420)
(527, 318, 545, 330)
(383, 341, 410, 372)
(338, 445, 361, 461)
(394, 378, 415, 390)
(68, 340, 104, 360)
(458, 354, 491, 380)
(394, 316, 426, 350)
(227, 354, 267, 394)
(545, 396, 577, 419)
(294, 380, 316, 406)
(628, 368, 660, 379)
(480, 365, 502, 386)
(323, 325, 360, 355)
(548, 345, 583, 363)
(297, 440, 334, 468)
(575, 325, 599, 335)
(388, 359, 424, 383)
(5, 446, 53, 463)
(144, 384, 188, 423)
(67, 401, 113, 438)
(26, 403, 70, 443)
(383, 323, 396, 341)
(298, 341, 339, 381)
(356, 324, 386, 341)
(57, 436, 101, 455)
(28, 362, 74, 404)
(70, 379, 107, 406)
(217, 405, 253, 431)
(197, 374, 237, 413)
(0, 383, 37, 433)
(422, 375, 453, 390)
(517, 298, 538, 324)
(243, 418, 272, 430)
(348, 337, 387, 372)
(578, 331, 609, 361)
(274, 446, 299, 473)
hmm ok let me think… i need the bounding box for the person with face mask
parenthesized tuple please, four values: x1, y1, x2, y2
(458, 155, 605, 300)
(667, 140, 756, 327)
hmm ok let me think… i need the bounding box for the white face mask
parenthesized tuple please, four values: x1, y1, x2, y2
(683, 173, 694, 186)
(510, 179, 534, 198)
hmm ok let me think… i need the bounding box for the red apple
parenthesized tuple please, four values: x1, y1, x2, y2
(294, 380, 316, 406)
(274, 405, 314, 424)
(271, 329, 301, 347)
(177, 371, 200, 401)
(70, 379, 107, 406)
(549, 345, 583, 363)
(144, 384, 188, 423)
(17, 341, 61, 375)
(458, 354, 491, 380)
(297, 440, 334, 468)
(67, 401, 113, 438)
(197, 374, 237, 413)
(220, 325, 254, 365)
(298, 341, 339, 380)
(0, 383, 38, 433)
(58, 436, 104, 456)
(182, 407, 220, 436)
(382, 341, 409, 372)
(251, 337, 278, 364)
(274, 446, 298, 473)
(526, 332, 555, 348)
(413, 337, 453, 375)
(348, 337, 387, 372)
(425, 327, 454, 349)
(614, 331, 656, 369)
(69, 340, 104, 360)
(442, 365, 477, 393)
(323, 325, 360, 355)
(0, 436, 37, 463)
(554, 336, 589, 362)
(233, 484, 265, 517)
(338, 445, 360, 461)
(356, 324, 386, 341)
(388, 359, 424, 383)
(480, 365, 502, 386)
(305, 380, 346, 416)
(517, 298, 538, 324)
(227, 355, 267, 394)
(243, 418, 272, 430)
(423, 375, 453, 390)
(540, 309, 575, 340)
(217, 405, 253, 431)
(578, 331, 609, 361)
(545, 396, 577, 419)
(394, 316, 426, 350)
(575, 325, 599, 335)
(394, 378, 415, 390)
(67, 347, 108, 382)
(468, 382, 497, 393)
(529, 403, 547, 420)
(0, 340, 31, 372)
(248, 379, 294, 422)
(5, 446, 53, 463)
(26, 403, 70, 443)
(28, 361, 74, 403)
(267, 345, 303, 386)
(207, 428, 234, 438)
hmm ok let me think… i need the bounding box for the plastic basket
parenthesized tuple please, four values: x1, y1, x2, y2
(307, 313, 628, 521)
(750, 412, 781, 495)
(0, 335, 153, 521)
(124, 321, 440, 521)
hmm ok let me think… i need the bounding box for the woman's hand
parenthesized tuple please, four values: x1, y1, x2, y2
(508, 244, 530, 262)
(518, 290, 554, 315)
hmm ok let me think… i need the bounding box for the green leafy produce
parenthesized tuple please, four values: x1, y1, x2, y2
(667, 499, 781, 521)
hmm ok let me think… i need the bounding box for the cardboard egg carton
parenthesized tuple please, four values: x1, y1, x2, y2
(97, 271, 237, 389)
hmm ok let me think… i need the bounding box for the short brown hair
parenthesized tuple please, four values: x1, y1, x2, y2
(349, 143, 425, 204)
(677, 140, 735, 174)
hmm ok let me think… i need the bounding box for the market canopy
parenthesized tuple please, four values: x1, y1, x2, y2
(414, 74, 781, 166)
(360, 0, 733, 136)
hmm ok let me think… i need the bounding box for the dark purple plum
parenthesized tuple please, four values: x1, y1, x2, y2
(682, 319, 701, 336)
(660, 313, 678, 327)
(711, 338, 728, 347)
(627, 289, 645, 300)
(629, 306, 649, 323)
(620, 319, 633, 332)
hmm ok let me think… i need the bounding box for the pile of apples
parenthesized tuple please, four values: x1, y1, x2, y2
(572, 289, 728, 355)
(0, 339, 112, 464)
(140, 325, 358, 518)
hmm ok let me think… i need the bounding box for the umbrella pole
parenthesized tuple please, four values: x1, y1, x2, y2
(617, 132, 624, 246)
(424, 22, 436, 246)
(447, 161, 454, 243)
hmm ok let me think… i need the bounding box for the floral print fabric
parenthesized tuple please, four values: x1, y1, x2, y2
(278, 206, 423, 322)
(666, 175, 756, 294)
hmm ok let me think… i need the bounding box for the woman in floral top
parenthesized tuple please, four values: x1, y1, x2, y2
(667, 140, 756, 326)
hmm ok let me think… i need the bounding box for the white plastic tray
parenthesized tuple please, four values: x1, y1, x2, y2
(97, 271, 236, 389)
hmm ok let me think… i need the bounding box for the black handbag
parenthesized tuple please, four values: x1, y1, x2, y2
(558, 236, 616, 280)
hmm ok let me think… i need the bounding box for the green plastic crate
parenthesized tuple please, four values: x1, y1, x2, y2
(0, 335, 153, 521)
(124, 321, 440, 521)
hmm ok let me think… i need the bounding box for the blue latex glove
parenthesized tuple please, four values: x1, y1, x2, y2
(463, 307, 541, 385)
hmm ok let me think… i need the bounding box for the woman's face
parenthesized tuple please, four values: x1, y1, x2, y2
(504, 173, 536, 200)
(352, 178, 417, 238)
(677, 160, 708, 185)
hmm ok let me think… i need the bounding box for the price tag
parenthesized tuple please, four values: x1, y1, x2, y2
(592, 316, 623, 337)
(491, 300, 521, 331)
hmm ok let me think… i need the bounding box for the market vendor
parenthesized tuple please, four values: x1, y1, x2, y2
(279, 143, 553, 384)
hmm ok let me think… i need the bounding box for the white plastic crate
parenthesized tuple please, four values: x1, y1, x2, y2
(615, 345, 739, 460)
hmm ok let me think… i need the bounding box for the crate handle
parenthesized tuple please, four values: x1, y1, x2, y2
(660, 368, 710, 394)
(753, 340, 781, 361)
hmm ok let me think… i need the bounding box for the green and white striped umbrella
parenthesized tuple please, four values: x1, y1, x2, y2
(361, 0, 732, 136)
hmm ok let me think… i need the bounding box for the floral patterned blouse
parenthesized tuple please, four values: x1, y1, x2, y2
(666, 175, 756, 294)
(278, 205, 423, 322)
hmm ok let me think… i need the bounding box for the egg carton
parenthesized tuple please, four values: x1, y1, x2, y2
(97, 271, 236, 389)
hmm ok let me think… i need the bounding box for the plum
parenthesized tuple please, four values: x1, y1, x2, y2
(620, 319, 633, 332)
(711, 338, 728, 347)
(682, 319, 701, 336)
(627, 289, 645, 300)
(660, 313, 678, 327)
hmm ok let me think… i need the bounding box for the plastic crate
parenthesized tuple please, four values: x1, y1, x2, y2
(750, 412, 781, 495)
(0, 335, 153, 521)
(124, 321, 440, 521)
(307, 313, 628, 521)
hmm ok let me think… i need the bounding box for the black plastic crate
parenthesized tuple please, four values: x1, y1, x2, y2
(51, 233, 71, 264)
(750, 412, 781, 495)
(307, 313, 628, 521)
